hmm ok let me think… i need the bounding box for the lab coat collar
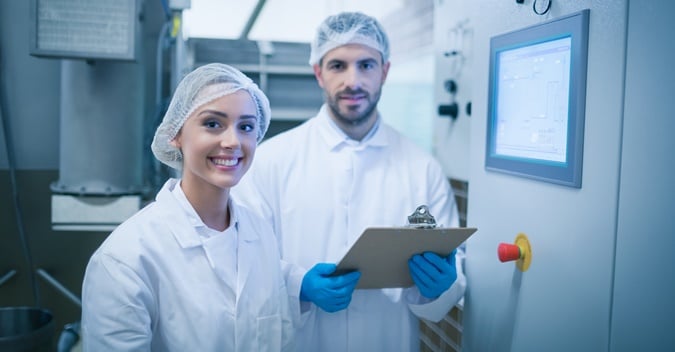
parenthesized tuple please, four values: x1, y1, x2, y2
(171, 180, 218, 230)
(156, 179, 258, 299)
(155, 179, 202, 249)
(155, 179, 258, 249)
(316, 104, 389, 151)
(170, 181, 252, 240)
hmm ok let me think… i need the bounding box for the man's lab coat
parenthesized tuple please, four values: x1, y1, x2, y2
(234, 106, 465, 352)
(81, 179, 294, 351)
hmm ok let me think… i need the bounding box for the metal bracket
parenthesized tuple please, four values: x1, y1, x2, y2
(36, 269, 82, 307)
(407, 205, 437, 229)
(0, 270, 17, 287)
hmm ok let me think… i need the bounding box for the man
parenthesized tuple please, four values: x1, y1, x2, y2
(233, 11, 465, 352)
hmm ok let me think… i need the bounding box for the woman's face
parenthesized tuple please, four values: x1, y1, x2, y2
(172, 90, 259, 194)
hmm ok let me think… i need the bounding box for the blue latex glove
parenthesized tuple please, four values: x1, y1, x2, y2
(300, 263, 361, 313)
(408, 249, 458, 299)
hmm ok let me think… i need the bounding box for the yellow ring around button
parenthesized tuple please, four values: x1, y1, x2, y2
(515, 233, 532, 272)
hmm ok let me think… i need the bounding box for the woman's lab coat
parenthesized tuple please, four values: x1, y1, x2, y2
(81, 179, 294, 351)
(234, 106, 465, 352)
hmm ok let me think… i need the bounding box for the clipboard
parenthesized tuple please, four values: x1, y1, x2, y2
(333, 226, 477, 289)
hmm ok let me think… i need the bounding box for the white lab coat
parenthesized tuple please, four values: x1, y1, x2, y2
(234, 105, 465, 352)
(81, 179, 294, 351)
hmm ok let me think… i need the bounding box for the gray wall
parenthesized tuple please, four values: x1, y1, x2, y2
(611, 1, 675, 350)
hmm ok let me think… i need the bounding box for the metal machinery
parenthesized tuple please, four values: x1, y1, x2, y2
(34, 0, 322, 231)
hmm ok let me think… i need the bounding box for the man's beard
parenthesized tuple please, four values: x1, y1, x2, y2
(326, 88, 381, 127)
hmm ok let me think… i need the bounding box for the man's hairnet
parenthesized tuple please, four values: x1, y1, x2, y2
(309, 11, 390, 66)
(151, 63, 271, 170)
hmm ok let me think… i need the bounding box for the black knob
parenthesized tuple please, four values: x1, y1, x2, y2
(438, 103, 459, 120)
(444, 80, 458, 94)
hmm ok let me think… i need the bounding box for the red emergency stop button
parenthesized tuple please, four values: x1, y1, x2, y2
(497, 233, 532, 272)
(498, 243, 521, 262)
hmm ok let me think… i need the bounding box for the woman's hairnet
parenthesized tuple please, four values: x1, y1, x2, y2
(151, 63, 271, 170)
(309, 12, 390, 66)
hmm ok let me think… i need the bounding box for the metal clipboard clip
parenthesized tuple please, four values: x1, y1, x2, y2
(406, 205, 437, 229)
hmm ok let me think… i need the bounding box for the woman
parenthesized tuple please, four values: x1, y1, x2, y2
(81, 63, 294, 351)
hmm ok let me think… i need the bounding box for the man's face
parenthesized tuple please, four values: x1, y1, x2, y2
(313, 44, 390, 136)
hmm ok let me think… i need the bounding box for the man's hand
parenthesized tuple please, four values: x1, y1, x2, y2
(300, 263, 361, 312)
(408, 250, 458, 299)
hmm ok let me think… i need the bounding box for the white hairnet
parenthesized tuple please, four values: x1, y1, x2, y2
(309, 12, 390, 66)
(151, 63, 271, 170)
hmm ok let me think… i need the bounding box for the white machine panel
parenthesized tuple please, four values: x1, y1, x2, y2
(52, 194, 140, 232)
(461, 2, 628, 350)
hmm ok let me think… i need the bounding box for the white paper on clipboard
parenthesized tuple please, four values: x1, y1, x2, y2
(333, 227, 477, 289)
